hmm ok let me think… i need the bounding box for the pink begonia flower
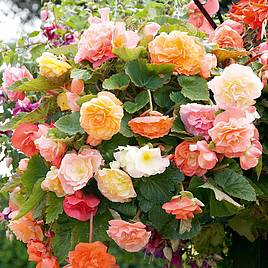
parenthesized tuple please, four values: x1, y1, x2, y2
(187, 0, 219, 34)
(2, 66, 33, 101)
(208, 109, 255, 157)
(58, 149, 103, 195)
(40, 9, 49, 22)
(174, 140, 217, 177)
(179, 103, 218, 140)
(240, 140, 262, 170)
(143, 22, 160, 37)
(219, 20, 244, 35)
(208, 25, 244, 49)
(34, 124, 67, 167)
(107, 220, 151, 252)
(63, 190, 100, 221)
(75, 8, 140, 68)
(260, 53, 268, 66)
(18, 158, 29, 171)
(162, 195, 204, 220)
(66, 92, 80, 112)
(200, 53, 217, 79)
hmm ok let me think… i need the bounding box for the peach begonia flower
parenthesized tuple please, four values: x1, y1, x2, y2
(174, 140, 218, 177)
(75, 8, 139, 68)
(58, 148, 103, 195)
(208, 64, 263, 110)
(208, 109, 255, 157)
(9, 212, 44, 243)
(34, 124, 67, 167)
(107, 220, 151, 252)
(11, 123, 39, 157)
(128, 111, 173, 139)
(66, 242, 117, 268)
(2, 66, 33, 101)
(187, 0, 219, 34)
(70, 79, 84, 95)
(80, 91, 123, 145)
(162, 192, 204, 220)
(148, 31, 206, 76)
(36, 256, 59, 268)
(63, 190, 100, 221)
(41, 166, 65, 197)
(95, 168, 137, 203)
(27, 240, 47, 263)
(208, 25, 244, 49)
(179, 103, 217, 140)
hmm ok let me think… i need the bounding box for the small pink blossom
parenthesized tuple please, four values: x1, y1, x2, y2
(66, 92, 80, 112)
(200, 53, 217, 79)
(143, 22, 160, 37)
(179, 103, 217, 140)
(63, 190, 100, 221)
(40, 9, 49, 22)
(219, 20, 244, 35)
(187, 0, 219, 34)
(2, 66, 33, 101)
(18, 158, 29, 171)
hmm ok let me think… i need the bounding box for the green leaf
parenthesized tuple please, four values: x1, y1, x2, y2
(70, 69, 92, 81)
(98, 134, 129, 163)
(47, 128, 74, 143)
(21, 155, 49, 193)
(153, 86, 174, 109)
(49, 44, 78, 57)
(14, 178, 45, 220)
(55, 112, 84, 135)
(109, 202, 137, 217)
(124, 91, 149, 113)
(93, 210, 112, 241)
(178, 218, 201, 240)
(177, 76, 210, 101)
(45, 192, 63, 224)
(2, 97, 57, 130)
(120, 113, 134, 137)
(30, 44, 46, 60)
(169, 91, 188, 105)
(214, 169, 256, 201)
(103, 73, 130, 90)
(125, 59, 174, 90)
(112, 46, 146, 61)
(199, 181, 243, 208)
(138, 164, 184, 203)
(193, 224, 225, 255)
(255, 156, 262, 180)
(10, 76, 62, 92)
(171, 116, 189, 137)
(77, 94, 96, 106)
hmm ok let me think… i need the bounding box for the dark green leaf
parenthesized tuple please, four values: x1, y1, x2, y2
(103, 73, 130, 90)
(124, 91, 149, 114)
(214, 169, 256, 201)
(120, 113, 134, 137)
(125, 59, 174, 90)
(14, 178, 45, 220)
(178, 76, 210, 101)
(45, 192, 64, 224)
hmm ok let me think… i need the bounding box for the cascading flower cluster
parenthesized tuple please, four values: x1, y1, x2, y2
(0, 2, 267, 268)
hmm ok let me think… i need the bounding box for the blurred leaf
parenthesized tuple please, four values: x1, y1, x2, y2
(50, 44, 78, 57)
(113, 46, 146, 61)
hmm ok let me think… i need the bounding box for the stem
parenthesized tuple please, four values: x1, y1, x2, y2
(147, 89, 153, 111)
(217, 10, 224, 23)
(193, 0, 217, 29)
(244, 53, 263, 66)
(89, 213, 93, 243)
